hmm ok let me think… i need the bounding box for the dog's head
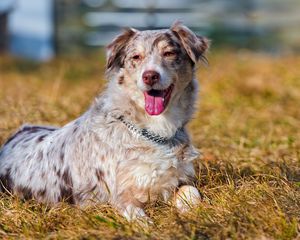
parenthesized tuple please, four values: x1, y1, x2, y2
(106, 22, 209, 116)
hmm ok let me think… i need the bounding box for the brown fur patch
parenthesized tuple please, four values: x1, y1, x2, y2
(60, 142, 65, 163)
(59, 185, 75, 204)
(118, 75, 125, 85)
(36, 188, 47, 197)
(62, 168, 72, 186)
(153, 32, 181, 50)
(37, 135, 46, 142)
(171, 22, 209, 63)
(16, 185, 33, 200)
(0, 168, 13, 193)
(73, 127, 78, 134)
(95, 169, 104, 182)
(106, 28, 136, 73)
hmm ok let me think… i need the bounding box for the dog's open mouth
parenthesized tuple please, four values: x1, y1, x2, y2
(143, 84, 174, 116)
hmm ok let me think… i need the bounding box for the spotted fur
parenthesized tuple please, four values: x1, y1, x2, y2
(0, 22, 209, 221)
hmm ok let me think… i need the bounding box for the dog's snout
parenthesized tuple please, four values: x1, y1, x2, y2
(142, 70, 160, 86)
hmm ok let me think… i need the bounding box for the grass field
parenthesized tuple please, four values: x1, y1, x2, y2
(0, 51, 299, 239)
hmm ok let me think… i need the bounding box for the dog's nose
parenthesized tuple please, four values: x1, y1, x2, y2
(142, 70, 160, 86)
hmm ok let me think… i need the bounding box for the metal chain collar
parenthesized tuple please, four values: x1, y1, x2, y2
(116, 115, 186, 148)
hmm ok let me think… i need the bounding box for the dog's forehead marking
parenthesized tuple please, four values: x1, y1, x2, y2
(153, 34, 182, 52)
(129, 29, 180, 53)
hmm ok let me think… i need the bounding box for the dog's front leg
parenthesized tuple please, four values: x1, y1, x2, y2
(120, 204, 147, 221)
(112, 196, 151, 224)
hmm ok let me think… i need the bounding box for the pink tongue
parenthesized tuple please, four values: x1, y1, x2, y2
(144, 93, 165, 115)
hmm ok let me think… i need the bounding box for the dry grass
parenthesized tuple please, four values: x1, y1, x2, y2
(0, 51, 300, 239)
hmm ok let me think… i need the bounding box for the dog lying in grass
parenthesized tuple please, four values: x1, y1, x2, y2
(0, 22, 208, 222)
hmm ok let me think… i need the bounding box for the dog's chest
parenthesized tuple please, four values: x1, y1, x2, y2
(134, 156, 177, 186)
(118, 145, 181, 198)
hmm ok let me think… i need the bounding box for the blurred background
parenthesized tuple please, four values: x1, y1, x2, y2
(0, 0, 300, 61)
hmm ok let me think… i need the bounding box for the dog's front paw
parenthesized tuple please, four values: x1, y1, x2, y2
(120, 204, 153, 227)
(174, 185, 201, 213)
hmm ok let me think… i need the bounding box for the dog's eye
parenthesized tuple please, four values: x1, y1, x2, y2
(163, 51, 176, 57)
(132, 54, 142, 61)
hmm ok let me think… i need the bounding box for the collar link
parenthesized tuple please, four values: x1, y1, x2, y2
(116, 115, 186, 147)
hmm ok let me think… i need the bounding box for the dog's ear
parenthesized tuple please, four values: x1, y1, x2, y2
(106, 28, 137, 72)
(171, 21, 209, 64)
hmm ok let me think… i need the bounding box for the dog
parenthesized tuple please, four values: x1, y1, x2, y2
(0, 22, 209, 221)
